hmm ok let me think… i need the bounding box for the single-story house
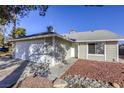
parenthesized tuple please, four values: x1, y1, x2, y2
(11, 29, 124, 66)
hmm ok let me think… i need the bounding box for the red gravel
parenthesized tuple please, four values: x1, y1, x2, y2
(16, 76, 53, 88)
(61, 59, 124, 87)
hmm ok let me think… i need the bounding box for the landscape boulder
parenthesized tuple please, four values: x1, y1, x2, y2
(16, 76, 53, 88)
(53, 79, 68, 88)
(112, 83, 120, 88)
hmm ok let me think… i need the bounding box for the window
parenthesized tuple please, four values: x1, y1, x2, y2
(88, 43, 104, 54)
(88, 43, 95, 54)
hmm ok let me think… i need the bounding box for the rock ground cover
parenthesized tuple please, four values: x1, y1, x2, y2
(0, 57, 124, 88)
(63, 75, 113, 88)
(61, 59, 124, 88)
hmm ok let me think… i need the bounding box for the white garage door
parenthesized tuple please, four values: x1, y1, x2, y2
(14, 40, 52, 63)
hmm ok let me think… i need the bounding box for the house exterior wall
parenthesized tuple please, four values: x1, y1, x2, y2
(13, 36, 118, 65)
(13, 36, 72, 66)
(106, 41, 118, 62)
(78, 41, 118, 62)
(78, 42, 87, 59)
(88, 55, 105, 61)
(54, 37, 72, 60)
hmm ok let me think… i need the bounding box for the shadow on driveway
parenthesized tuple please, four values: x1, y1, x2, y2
(0, 56, 12, 62)
(0, 61, 28, 88)
(0, 57, 22, 70)
(0, 61, 21, 70)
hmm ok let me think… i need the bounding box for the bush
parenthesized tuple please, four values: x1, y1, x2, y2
(29, 62, 50, 77)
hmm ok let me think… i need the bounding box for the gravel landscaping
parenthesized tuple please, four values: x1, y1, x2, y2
(1, 57, 124, 88)
(61, 59, 124, 88)
(63, 75, 113, 88)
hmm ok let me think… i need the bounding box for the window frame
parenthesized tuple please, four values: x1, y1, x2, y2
(88, 42, 105, 56)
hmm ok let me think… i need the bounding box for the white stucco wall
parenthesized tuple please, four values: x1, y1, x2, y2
(14, 38, 53, 64)
(13, 37, 72, 66)
(54, 37, 71, 61)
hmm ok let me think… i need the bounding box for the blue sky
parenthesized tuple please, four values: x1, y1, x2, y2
(6, 5, 124, 36)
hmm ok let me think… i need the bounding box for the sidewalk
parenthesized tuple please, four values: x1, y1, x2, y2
(47, 58, 77, 80)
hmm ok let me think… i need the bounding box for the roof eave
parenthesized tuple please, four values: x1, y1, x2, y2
(9, 34, 55, 42)
(9, 34, 73, 42)
(76, 39, 124, 42)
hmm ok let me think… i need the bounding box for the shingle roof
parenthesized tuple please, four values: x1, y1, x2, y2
(11, 30, 124, 42)
(65, 30, 124, 42)
(15, 32, 57, 39)
(11, 32, 73, 42)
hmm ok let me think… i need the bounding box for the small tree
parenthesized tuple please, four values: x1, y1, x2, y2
(13, 27, 26, 38)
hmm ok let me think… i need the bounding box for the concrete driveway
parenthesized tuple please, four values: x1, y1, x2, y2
(0, 56, 28, 87)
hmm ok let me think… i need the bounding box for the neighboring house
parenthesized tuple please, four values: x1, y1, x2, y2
(11, 30, 124, 66)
